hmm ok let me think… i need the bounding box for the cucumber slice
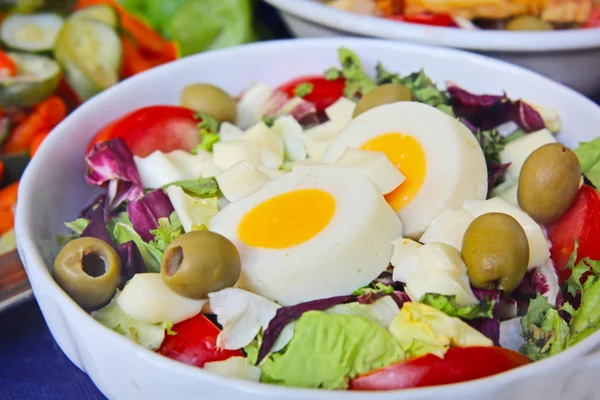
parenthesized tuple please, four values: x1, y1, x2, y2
(1, 13, 64, 52)
(54, 18, 122, 101)
(0, 52, 61, 107)
(70, 5, 119, 29)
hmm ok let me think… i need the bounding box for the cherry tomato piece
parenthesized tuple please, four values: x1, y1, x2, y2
(547, 184, 600, 282)
(87, 105, 200, 157)
(158, 314, 242, 368)
(387, 13, 455, 27)
(584, 5, 600, 28)
(349, 346, 531, 391)
(277, 75, 345, 111)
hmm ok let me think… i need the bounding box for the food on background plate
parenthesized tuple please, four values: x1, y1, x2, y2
(52, 47, 600, 390)
(320, 0, 600, 29)
(0, 0, 262, 256)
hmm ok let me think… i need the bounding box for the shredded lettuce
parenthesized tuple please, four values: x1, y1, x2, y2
(569, 275, 600, 346)
(164, 177, 220, 198)
(574, 137, 600, 188)
(520, 294, 569, 360)
(324, 48, 377, 100)
(149, 212, 184, 252)
(420, 293, 495, 320)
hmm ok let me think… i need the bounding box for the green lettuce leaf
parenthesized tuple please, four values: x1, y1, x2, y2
(164, 177, 220, 198)
(569, 275, 600, 346)
(149, 212, 184, 252)
(293, 82, 313, 98)
(574, 137, 600, 188)
(112, 219, 163, 273)
(259, 311, 404, 389)
(92, 296, 166, 350)
(324, 48, 377, 100)
(352, 282, 394, 297)
(420, 293, 494, 320)
(326, 296, 400, 329)
(58, 218, 90, 245)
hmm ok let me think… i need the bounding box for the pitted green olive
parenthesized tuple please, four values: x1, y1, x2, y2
(506, 16, 553, 31)
(518, 143, 581, 224)
(462, 213, 529, 292)
(53, 237, 121, 309)
(353, 83, 413, 117)
(161, 231, 241, 299)
(180, 83, 237, 123)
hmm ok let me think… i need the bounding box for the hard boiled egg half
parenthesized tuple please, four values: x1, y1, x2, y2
(322, 102, 488, 239)
(210, 165, 403, 306)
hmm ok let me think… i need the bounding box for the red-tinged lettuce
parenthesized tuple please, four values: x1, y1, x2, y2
(256, 294, 356, 364)
(391, 291, 411, 308)
(448, 83, 544, 133)
(86, 138, 144, 213)
(126, 190, 175, 242)
(515, 260, 563, 314)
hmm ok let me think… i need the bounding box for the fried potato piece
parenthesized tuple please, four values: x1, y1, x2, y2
(541, 0, 593, 22)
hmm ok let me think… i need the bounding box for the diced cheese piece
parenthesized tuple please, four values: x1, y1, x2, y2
(117, 273, 206, 324)
(531, 104, 561, 133)
(134, 150, 204, 189)
(216, 161, 269, 202)
(325, 97, 356, 129)
(272, 115, 307, 161)
(244, 122, 284, 169)
(419, 209, 475, 251)
(166, 185, 219, 232)
(287, 160, 325, 172)
(204, 357, 261, 381)
(405, 243, 479, 306)
(257, 166, 285, 179)
(495, 183, 519, 209)
(334, 147, 405, 195)
(212, 140, 261, 170)
(304, 120, 339, 141)
(200, 159, 222, 178)
(304, 136, 333, 161)
(236, 83, 273, 130)
(219, 122, 244, 142)
(464, 197, 550, 269)
(500, 128, 557, 182)
(391, 237, 422, 283)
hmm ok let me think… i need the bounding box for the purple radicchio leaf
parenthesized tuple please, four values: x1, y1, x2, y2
(116, 241, 147, 286)
(514, 260, 563, 315)
(390, 291, 411, 309)
(447, 83, 544, 133)
(469, 288, 501, 346)
(126, 189, 175, 242)
(487, 162, 511, 192)
(256, 294, 356, 365)
(80, 199, 114, 248)
(85, 138, 144, 214)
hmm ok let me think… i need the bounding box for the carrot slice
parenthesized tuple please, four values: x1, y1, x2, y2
(120, 35, 153, 78)
(0, 181, 18, 212)
(0, 50, 17, 77)
(29, 130, 50, 157)
(2, 112, 46, 153)
(0, 209, 14, 235)
(36, 96, 67, 128)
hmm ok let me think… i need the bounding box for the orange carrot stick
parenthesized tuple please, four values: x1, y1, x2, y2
(0, 181, 18, 212)
(0, 209, 14, 235)
(29, 130, 50, 157)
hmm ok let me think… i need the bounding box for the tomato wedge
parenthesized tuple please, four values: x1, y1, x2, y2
(547, 184, 600, 283)
(276, 75, 345, 111)
(158, 314, 242, 368)
(387, 13, 455, 27)
(349, 347, 531, 391)
(584, 5, 600, 28)
(87, 105, 200, 157)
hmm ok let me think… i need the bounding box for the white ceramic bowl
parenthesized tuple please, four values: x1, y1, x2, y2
(264, 0, 600, 96)
(15, 38, 600, 400)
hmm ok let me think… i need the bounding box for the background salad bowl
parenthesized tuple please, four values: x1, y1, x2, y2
(263, 0, 600, 96)
(15, 38, 600, 400)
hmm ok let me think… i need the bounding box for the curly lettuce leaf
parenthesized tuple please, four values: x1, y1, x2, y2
(574, 137, 600, 188)
(112, 218, 163, 273)
(569, 276, 600, 346)
(420, 293, 494, 320)
(164, 177, 220, 198)
(521, 308, 569, 361)
(149, 212, 184, 252)
(259, 311, 404, 389)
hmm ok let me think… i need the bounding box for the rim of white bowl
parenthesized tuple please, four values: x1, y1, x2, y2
(15, 37, 600, 398)
(264, 0, 600, 52)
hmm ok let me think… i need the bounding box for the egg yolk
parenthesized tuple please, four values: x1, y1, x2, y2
(238, 189, 336, 249)
(361, 133, 426, 211)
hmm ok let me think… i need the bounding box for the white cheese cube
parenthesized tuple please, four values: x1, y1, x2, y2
(219, 122, 244, 142)
(325, 97, 356, 129)
(272, 116, 307, 161)
(236, 83, 272, 130)
(257, 166, 286, 179)
(244, 122, 285, 169)
(212, 140, 261, 170)
(334, 148, 405, 195)
(216, 161, 269, 202)
(419, 209, 475, 251)
(391, 238, 422, 283)
(500, 128, 557, 182)
(134, 150, 204, 189)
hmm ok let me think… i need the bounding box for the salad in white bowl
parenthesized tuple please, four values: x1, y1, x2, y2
(45, 46, 600, 391)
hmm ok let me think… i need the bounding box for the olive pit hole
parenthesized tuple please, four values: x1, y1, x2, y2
(166, 246, 184, 276)
(82, 253, 106, 277)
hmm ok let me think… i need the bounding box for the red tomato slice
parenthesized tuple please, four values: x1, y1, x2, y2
(158, 314, 242, 368)
(388, 13, 454, 27)
(547, 184, 600, 283)
(88, 105, 200, 157)
(349, 346, 531, 391)
(276, 75, 345, 111)
(584, 5, 600, 28)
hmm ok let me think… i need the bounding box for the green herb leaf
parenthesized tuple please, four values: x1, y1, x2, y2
(564, 240, 588, 297)
(193, 112, 221, 152)
(474, 129, 506, 165)
(293, 82, 314, 98)
(419, 293, 495, 320)
(352, 282, 394, 297)
(569, 275, 600, 345)
(263, 115, 275, 127)
(164, 177, 220, 198)
(162, 320, 178, 336)
(324, 67, 342, 81)
(574, 137, 600, 188)
(149, 213, 184, 252)
(326, 47, 377, 100)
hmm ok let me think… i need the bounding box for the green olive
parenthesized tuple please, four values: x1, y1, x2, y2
(53, 237, 121, 309)
(353, 83, 413, 118)
(462, 213, 529, 292)
(180, 83, 237, 123)
(161, 231, 241, 299)
(518, 143, 581, 224)
(506, 16, 553, 31)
